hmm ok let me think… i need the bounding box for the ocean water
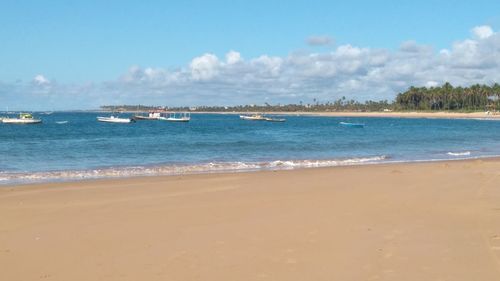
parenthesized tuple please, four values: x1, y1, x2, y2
(1, 112, 500, 185)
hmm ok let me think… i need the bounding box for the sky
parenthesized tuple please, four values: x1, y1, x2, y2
(1, 0, 500, 110)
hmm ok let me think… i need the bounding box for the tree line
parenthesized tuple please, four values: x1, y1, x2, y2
(101, 83, 500, 112)
(394, 83, 500, 111)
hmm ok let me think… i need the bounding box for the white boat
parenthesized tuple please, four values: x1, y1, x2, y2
(158, 112, 190, 122)
(2, 113, 42, 124)
(240, 114, 267, 121)
(133, 111, 162, 120)
(97, 115, 135, 123)
(265, 117, 286, 122)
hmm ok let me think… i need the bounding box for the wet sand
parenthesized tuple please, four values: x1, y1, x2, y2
(1, 159, 500, 280)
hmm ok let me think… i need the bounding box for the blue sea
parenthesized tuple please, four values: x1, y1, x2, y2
(1, 112, 500, 185)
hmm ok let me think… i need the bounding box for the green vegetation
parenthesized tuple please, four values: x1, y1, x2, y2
(101, 83, 500, 113)
(395, 83, 500, 111)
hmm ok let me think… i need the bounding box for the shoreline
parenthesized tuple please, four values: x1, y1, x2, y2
(48, 110, 500, 119)
(194, 111, 500, 119)
(2, 155, 498, 189)
(5, 110, 500, 120)
(2, 158, 500, 280)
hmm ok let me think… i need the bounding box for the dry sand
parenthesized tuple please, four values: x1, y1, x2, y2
(1, 160, 500, 280)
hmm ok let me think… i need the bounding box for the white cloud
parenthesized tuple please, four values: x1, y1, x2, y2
(33, 74, 50, 85)
(472, 25, 494, 39)
(225, 50, 242, 64)
(306, 35, 333, 46)
(190, 53, 220, 81)
(425, 81, 439, 87)
(4, 25, 500, 110)
(251, 55, 283, 76)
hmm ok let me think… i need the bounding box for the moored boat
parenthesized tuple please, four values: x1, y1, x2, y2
(158, 112, 190, 122)
(265, 117, 286, 122)
(240, 114, 267, 121)
(1, 113, 42, 124)
(339, 121, 365, 128)
(97, 115, 135, 123)
(133, 111, 162, 120)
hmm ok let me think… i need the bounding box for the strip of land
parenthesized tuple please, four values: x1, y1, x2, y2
(1, 160, 500, 280)
(200, 111, 500, 119)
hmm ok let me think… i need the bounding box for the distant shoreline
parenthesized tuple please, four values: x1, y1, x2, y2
(4, 110, 499, 120)
(90, 110, 500, 119)
(191, 111, 500, 119)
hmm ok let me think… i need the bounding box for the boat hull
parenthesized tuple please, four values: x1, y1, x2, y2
(339, 122, 364, 128)
(133, 116, 159, 120)
(167, 118, 190, 122)
(2, 119, 42, 124)
(158, 117, 190, 122)
(97, 117, 134, 123)
(265, 118, 286, 122)
(240, 115, 267, 121)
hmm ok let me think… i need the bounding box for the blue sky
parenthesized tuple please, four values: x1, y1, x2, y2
(1, 0, 500, 109)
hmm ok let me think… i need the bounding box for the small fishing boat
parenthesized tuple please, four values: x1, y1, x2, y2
(158, 112, 190, 122)
(339, 121, 365, 128)
(97, 115, 135, 123)
(265, 117, 286, 122)
(240, 114, 267, 121)
(133, 111, 162, 120)
(2, 113, 42, 124)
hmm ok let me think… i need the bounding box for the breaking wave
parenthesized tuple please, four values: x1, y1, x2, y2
(447, 151, 471, 156)
(0, 155, 388, 185)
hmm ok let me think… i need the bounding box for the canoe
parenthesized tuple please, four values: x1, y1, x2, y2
(265, 118, 286, 122)
(339, 122, 364, 128)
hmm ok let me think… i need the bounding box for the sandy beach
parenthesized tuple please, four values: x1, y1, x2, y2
(1, 160, 500, 281)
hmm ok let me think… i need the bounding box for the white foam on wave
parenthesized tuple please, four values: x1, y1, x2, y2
(447, 151, 471, 156)
(0, 155, 389, 185)
(266, 155, 387, 169)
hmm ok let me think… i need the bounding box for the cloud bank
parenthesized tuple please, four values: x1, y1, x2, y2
(1, 25, 500, 110)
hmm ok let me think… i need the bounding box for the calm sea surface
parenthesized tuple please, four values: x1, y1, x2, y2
(1, 112, 500, 184)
